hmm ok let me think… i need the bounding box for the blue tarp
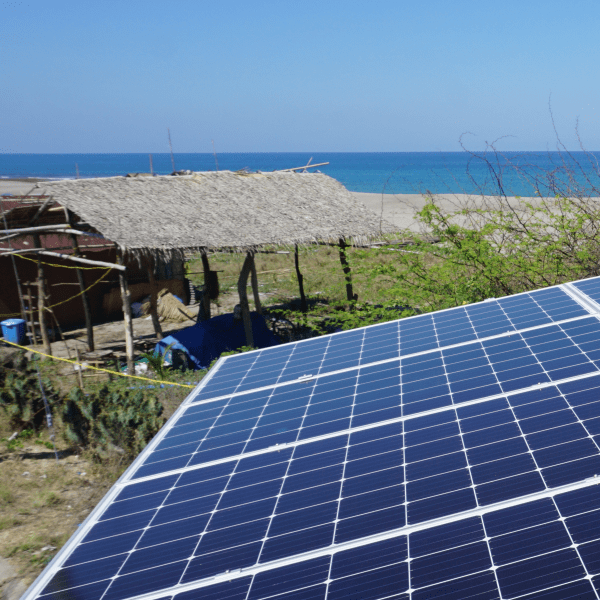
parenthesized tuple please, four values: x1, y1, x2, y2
(154, 312, 279, 370)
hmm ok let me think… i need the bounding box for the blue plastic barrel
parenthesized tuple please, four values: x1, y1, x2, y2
(1, 319, 26, 345)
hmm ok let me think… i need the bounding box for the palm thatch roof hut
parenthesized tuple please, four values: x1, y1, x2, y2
(23, 170, 398, 368)
(33, 171, 396, 258)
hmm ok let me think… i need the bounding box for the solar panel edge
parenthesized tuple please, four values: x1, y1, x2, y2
(186, 312, 598, 410)
(564, 281, 600, 315)
(19, 356, 233, 600)
(212, 280, 596, 377)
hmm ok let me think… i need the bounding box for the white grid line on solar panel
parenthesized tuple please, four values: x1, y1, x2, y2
(64, 476, 600, 600)
(185, 312, 595, 410)
(573, 276, 600, 307)
(40, 379, 600, 600)
(123, 364, 600, 489)
(192, 286, 589, 403)
(564, 281, 600, 316)
(428, 314, 504, 600)
(22, 284, 600, 600)
(127, 316, 600, 483)
(91, 353, 340, 600)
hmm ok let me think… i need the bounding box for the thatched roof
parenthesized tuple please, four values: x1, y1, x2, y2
(34, 171, 397, 256)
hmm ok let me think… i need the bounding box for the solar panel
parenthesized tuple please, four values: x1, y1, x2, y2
(23, 276, 600, 600)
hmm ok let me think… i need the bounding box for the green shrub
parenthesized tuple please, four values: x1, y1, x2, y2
(62, 386, 164, 460)
(0, 354, 59, 432)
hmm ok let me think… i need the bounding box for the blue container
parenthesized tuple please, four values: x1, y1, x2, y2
(1, 319, 26, 345)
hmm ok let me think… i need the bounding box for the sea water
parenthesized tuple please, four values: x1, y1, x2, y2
(2, 152, 600, 196)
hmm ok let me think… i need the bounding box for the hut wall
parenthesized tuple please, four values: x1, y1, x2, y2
(0, 250, 188, 330)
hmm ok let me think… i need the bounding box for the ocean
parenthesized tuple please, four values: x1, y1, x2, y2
(2, 151, 600, 196)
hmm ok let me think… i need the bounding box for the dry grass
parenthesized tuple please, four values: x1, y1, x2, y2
(0, 430, 118, 586)
(187, 244, 400, 315)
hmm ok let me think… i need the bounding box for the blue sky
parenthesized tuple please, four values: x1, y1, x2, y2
(1, 0, 598, 153)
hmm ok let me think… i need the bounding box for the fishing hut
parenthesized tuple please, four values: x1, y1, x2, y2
(0, 170, 396, 373)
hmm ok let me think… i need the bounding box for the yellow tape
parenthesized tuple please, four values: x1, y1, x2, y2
(0, 338, 195, 388)
(16, 253, 112, 270)
(0, 268, 112, 318)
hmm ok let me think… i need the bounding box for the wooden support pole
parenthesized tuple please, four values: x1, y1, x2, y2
(0, 223, 71, 236)
(32, 234, 52, 355)
(68, 211, 94, 352)
(294, 245, 308, 313)
(37, 251, 126, 271)
(200, 252, 212, 321)
(75, 349, 84, 389)
(338, 238, 357, 303)
(147, 257, 163, 340)
(249, 254, 262, 315)
(25, 283, 37, 345)
(237, 253, 254, 348)
(116, 248, 135, 375)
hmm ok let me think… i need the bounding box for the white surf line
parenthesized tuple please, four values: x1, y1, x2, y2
(119, 366, 600, 488)
(185, 312, 597, 409)
(120, 474, 600, 600)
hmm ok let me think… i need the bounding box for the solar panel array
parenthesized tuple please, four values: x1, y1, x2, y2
(24, 278, 600, 600)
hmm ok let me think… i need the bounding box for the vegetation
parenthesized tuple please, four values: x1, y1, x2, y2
(61, 385, 164, 460)
(3, 140, 600, 586)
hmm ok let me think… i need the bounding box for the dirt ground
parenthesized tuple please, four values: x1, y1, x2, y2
(0, 437, 120, 595)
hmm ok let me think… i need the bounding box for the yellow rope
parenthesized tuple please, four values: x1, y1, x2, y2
(0, 338, 195, 388)
(15, 253, 113, 270)
(0, 268, 112, 318)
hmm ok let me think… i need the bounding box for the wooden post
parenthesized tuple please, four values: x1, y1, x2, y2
(338, 238, 357, 302)
(249, 254, 262, 315)
(294, 245, 307, 313)
(237, 253, 254, 348)
(68, 211, 94, 351)
(147, 257, 163, 339)
(116, 247, 135, 375)
(75, 348, 84, 390)
(32, 234, 52, 355)
(200, 252, 212, 321)
(24, 283, 37, 345)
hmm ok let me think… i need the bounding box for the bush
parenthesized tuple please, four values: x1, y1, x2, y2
(0, 353, 59, 433)
(62, 386, 164, 460)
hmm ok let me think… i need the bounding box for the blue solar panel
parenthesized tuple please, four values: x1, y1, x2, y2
(22, 279, 600, 600)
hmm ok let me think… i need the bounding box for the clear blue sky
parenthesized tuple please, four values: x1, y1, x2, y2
(1, 0, 598, 153)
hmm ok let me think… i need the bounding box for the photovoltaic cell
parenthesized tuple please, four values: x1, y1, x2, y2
(23, 278, 600, 600)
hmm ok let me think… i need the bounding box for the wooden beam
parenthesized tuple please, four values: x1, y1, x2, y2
(237, 253, 254, 348)
(27, 196, 54, 226)
(0, 224, 70, 236)
(67, 210, 94, 352)
(273, 162, 329, 172)
(116, 248, 135, 375)
(338, 238, 357, 302)
(294, 245, 308, 313)
(147, 257, 163, 340)
(249, 254, 262, 315)
(200, 252, 212, 321)
(0, 249, 127, 271)
(32, 234, 52, 355)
